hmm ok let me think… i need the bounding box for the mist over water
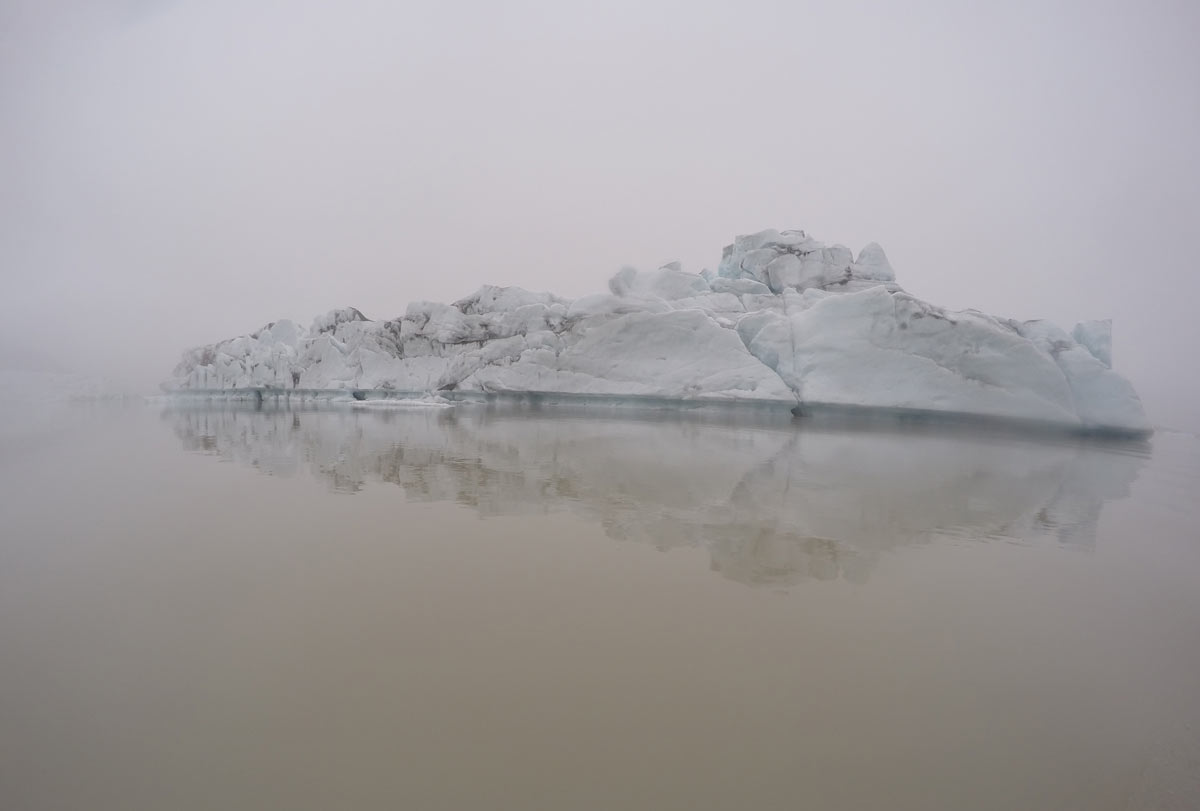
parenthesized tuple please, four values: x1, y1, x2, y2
(3, 403, 1198, 809)
(3, 1, 1199, 429)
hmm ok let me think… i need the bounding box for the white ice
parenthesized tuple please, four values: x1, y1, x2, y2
(163, 228, 1151, 434)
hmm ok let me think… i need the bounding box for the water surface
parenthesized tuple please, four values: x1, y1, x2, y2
(2, 404, 1198, 810)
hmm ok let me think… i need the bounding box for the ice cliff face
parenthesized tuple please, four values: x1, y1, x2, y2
(164, 228, 1150, 434)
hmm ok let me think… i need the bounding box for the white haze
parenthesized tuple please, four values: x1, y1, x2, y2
(2, 0, 1198, 429)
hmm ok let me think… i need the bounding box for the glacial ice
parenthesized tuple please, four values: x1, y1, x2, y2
(164, 228, 1151, 434)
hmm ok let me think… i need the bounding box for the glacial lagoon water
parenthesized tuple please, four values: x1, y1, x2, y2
(1, 403, 1198, 810)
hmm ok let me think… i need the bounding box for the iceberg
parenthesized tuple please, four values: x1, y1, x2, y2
(163, 228, 1150, 434)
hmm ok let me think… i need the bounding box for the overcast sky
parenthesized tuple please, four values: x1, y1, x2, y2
(3, 0, 1198, 428)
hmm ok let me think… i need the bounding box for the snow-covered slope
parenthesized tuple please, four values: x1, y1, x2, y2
(163, 228, 1150, 434)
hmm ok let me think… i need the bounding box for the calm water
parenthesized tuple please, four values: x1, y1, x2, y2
(2, 403, 1198, 810)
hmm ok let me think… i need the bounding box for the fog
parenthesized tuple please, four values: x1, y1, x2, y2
(3, 0, 1198, 428)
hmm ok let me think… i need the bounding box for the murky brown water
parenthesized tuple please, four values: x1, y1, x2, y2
(2, 404, 1198, 810)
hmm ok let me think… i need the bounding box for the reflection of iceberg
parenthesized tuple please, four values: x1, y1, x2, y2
(166, 406, 1148, 586)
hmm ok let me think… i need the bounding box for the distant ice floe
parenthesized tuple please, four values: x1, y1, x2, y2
(347, 395, 455, 410)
